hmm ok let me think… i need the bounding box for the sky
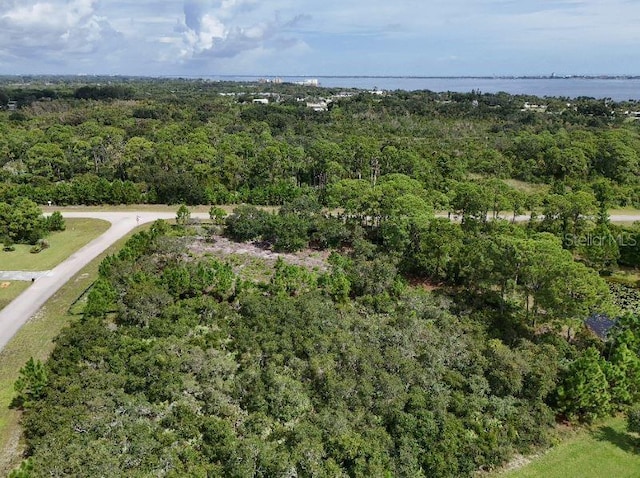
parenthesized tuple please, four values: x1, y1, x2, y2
(0, 0, 639, 77)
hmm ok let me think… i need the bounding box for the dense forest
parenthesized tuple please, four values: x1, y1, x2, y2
(1, 77, 640, 208)
(3, 77, 640, 476)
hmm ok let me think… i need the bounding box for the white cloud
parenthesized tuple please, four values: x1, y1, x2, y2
(0, 0, 122, 63)
(1, 0, 640, 75)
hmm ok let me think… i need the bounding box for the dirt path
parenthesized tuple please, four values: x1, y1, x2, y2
(189, 235, 330, 272)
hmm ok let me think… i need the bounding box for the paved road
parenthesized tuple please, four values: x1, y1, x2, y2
(1, 209, 639, 353)
(0, 271, 50, 281)
(0, 211, 208, 352)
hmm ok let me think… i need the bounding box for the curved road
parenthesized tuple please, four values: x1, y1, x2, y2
(0, 210, 639, 352)
(0, 211, 208, 352)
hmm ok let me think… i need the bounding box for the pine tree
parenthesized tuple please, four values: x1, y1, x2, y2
(556, 347, 611, 422)
(14, 357, 48, 408)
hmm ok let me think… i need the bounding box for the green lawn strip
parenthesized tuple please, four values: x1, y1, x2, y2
(0, 282, 31, 312)
(41, 204, 281, 215)
(0, 218, 110, 271)
(0, 224, 150, 475)
(497, 416, 640, 478)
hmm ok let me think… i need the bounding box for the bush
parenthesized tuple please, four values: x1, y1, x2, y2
(175, 204, 191, 227)
(46, 211, 66, 231)
(628, 406, 640, 434)
(2, 235, 15, 252)
(209, 206, 227, 225)
(266, 213, 310, 252)
(29, 239, 49, 254)
(225, 205, 270, 242)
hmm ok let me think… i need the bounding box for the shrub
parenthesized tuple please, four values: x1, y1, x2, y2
(2, 235, 15, 252)
(46, 211, 66, 231)
(209, 206, 227, 225)
(628, 406, 640, 434)
(225, 205, 270, 242)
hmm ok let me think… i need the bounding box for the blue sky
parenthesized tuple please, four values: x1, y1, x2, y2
(0, 0, 638, 76)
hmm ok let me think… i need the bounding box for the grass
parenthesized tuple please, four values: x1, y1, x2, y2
(609, 267, 640, 287)
(43, 204, 216, 213)
(503, 179, 550, 194)
(219, 253, 276, 283)
(41, 204, 279, 215)
(495, 416, 640, 478)
(43, 204, 235, 214)
(0, 282, 30, 312)
(609, 207, 640, 216)
(0, 224, 150, 476)
(0, 218, 109, 271)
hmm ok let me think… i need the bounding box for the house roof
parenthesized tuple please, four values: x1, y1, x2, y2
(585, 313, 617, 340)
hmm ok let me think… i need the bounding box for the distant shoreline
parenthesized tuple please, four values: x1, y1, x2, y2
(2, 74, 639, 101)
(208, 74, 640, 80)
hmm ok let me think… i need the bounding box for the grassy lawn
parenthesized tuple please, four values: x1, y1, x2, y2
(609, 267, 640, 287)
(0, 225, 149, 475)
(496, 417, 640, 478)
(41, 204, 278, 215)
(0, 218, 110, 271)
(0, 282, 30, 311)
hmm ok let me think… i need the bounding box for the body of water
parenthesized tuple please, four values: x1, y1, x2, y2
(210, 76, 640, 102)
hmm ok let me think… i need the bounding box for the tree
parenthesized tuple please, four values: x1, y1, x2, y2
(409, 218, 463, 281)
(14, 357, 48, 408)
(8, 459, 33, 478)
(84, 278, 117, 318)
(580, 221, 620, 272)
(46, 211, 66, 232)
(225, 205, 270, 242)
(176, 204, 191, 227)
(209, 206, 226, 225)
(26, 143, 69, 180)
(555, 347, 611, 422)
(595, 130, 639, 184)
(450, 182, 490, 225)
(515, 234, 609, 326)
(606, 343, 640, 406)
(0, 198, 47, 244)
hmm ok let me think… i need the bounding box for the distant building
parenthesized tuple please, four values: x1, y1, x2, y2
(252, 98, 269, 105)
(296, 79, 319, 87)
(306, 101, 328, 112)
(258, 77, 282, 84)
(521, 102, 548, 112)
(7, 101, 17, 111)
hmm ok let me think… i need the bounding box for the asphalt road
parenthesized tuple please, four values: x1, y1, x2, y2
(0, 209, 639, 353)
(0, 211, 208, 352)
